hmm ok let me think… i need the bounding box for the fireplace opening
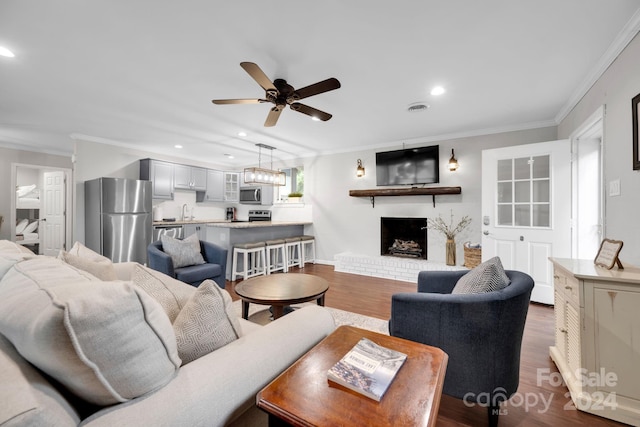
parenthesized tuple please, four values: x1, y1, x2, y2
(380, 217, 428, 259)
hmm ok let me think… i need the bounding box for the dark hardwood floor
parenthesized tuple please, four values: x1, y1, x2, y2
(226, 264, 628, 427)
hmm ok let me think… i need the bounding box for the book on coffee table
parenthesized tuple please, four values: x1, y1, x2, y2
(327, 337, 407, 401)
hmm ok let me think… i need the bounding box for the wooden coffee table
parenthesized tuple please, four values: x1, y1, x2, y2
(234, 273, 329, 320)
(257, 325, 448, 426)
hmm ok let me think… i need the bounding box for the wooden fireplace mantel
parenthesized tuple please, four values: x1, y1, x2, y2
(349, 186, 462, 207)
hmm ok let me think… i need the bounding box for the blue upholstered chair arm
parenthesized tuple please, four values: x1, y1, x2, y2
(417, 270, 468, 293)
(201, 240, 228, 282)
(147, 241, 175, 277)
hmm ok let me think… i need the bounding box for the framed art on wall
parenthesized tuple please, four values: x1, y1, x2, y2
(633, 92, 640, 170)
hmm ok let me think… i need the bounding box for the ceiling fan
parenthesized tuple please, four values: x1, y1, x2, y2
(212, 62, 341, 127)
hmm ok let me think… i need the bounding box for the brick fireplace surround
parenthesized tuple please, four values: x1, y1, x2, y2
(334, 252, 467, 283)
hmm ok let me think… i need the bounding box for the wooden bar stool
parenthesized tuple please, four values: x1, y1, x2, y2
(231, 241, 266, 281)
(284, 237, 302, 269)
(265, 238, 287, 274)
(299, 235, 316, 266)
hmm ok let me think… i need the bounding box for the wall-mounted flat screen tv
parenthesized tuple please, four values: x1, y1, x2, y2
(376, 145, 439, 186)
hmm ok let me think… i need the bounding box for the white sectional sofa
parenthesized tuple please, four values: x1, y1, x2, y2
(0, 240, 335, 426)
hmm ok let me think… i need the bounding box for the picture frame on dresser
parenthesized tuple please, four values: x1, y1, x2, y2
(594, 238, 624, 269)
(633, 92, 640, 170)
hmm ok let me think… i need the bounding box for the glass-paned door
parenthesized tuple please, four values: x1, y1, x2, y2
(496, 155, 550, 228)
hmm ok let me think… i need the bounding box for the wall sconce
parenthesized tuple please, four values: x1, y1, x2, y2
(356, 159, 365, 177)
(448, 149, 459, 171)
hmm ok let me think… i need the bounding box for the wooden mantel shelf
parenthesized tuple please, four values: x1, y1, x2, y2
(349, 186, 461, 207)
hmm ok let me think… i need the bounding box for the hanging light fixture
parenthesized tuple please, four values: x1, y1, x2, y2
(243, 143, 286, 186)
(448, 149, 459, 171)
(356, 159, 365, 177)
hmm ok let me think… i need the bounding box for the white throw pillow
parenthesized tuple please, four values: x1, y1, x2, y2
(15, 219, 28, 234)
(22, 220, 38, 234)
(0, 257, 181, 406)
(160, 233, 205, 268)
(60, 251, 118, 281)
(66, 241, 111, 263)
(452, 256, 511, 294)
(172, 280, 241, 365)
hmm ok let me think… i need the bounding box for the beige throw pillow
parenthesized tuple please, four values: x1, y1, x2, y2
(173, 280, 241, 365)
(132, 264, 196, 323)
(160, 233, 205, 268)
(0, 257, 180, 406)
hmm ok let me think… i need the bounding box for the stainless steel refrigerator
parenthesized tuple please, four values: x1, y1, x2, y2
(85, 177, 152, 264)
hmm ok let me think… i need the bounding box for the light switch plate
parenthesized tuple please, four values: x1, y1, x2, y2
(609, 179, 621, 196)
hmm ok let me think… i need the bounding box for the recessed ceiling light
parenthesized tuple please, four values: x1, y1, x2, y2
(224, 154, 234, 159)
(238, 131, 247, 137)
(0, 46, 15, 58)
(430, 86, 446, 96)
(174, 144, 183, 149)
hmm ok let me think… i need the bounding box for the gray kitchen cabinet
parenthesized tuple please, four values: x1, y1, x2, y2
(204, 169, 224, 202)
(224, 172, 240, 202)
(140, 159, 174, 200)
(174, 164, 207, 191)
(184, 223, 206, 240)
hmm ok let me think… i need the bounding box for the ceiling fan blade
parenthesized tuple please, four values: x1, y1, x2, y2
(264, 106, 284, 127)
(211, 98, 265, 105)
(293, 78, 341, 100)
(240, 62, 277, 93)
(290, 103, 332, 121)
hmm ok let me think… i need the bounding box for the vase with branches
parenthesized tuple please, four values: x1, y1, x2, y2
(422, 210, 471, 265)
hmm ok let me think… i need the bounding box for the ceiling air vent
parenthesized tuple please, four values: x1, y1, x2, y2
(407, 102, 430, 112)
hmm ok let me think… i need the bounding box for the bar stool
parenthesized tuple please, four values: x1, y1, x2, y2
(284, 236, 302, 269)
(231, 241, 266, 281)
(265, 238, 287, 274)
(299, 235, 316, 266)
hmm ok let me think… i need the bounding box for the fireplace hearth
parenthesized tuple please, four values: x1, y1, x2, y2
(380, 217, 428, 259)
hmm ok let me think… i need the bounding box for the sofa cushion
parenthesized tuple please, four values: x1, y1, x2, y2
(175, 263, 222, 285)
(132, 263, 196, 323)
(173, 280, 241, 365)
(0, 240, 36, 279)
(60, 241, 117, 281)
(0, 257, 180, 406)
(160, 233, 205, 268)
(452, 256, 511, 294)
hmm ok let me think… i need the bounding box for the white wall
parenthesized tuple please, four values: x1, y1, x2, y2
(297, 126, 557, 264)
(558, 32, 640, 265)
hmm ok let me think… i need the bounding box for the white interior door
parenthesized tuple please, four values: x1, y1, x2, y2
(482, 140, 571, 304)
(42, 171, 66, 256)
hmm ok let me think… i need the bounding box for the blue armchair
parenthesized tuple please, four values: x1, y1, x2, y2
(147, 240, 228, 289)
(389, 269, 534, 427)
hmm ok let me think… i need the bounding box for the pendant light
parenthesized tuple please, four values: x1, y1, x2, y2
(243, 143, 286, 186)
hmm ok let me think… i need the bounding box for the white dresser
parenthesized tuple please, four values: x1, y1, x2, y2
(549, 258, 640, 426)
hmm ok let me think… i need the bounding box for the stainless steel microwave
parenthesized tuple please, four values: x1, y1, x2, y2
(239, 186, 274, 205)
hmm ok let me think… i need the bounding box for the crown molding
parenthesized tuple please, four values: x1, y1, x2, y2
(555, 9, 640, 124)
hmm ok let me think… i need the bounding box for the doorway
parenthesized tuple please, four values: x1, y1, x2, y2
(570, 106, 604, 259)
(10, 163, 73, 255)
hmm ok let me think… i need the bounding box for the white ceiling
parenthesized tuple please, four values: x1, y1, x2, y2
(1, 1, 640, 168)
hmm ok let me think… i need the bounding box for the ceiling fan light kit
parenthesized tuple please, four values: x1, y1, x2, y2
(212, 62, 340, 127)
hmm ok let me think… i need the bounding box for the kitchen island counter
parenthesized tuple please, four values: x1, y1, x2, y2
(205, 222, 312, 280)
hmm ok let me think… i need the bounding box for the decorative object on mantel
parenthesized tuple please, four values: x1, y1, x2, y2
(594, 238, 624, 269)
(244, 143, 286, 186)
(356, 159, 365, 177)
(423, 211, 471, 266)
(632, 92, 640, 170)
(349, 186, 461, 208)
(448, 149, 459, 171)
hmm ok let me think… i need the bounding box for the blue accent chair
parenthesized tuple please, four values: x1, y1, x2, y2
(147, 240, 228, 289)
(389, 269, 534, 427)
